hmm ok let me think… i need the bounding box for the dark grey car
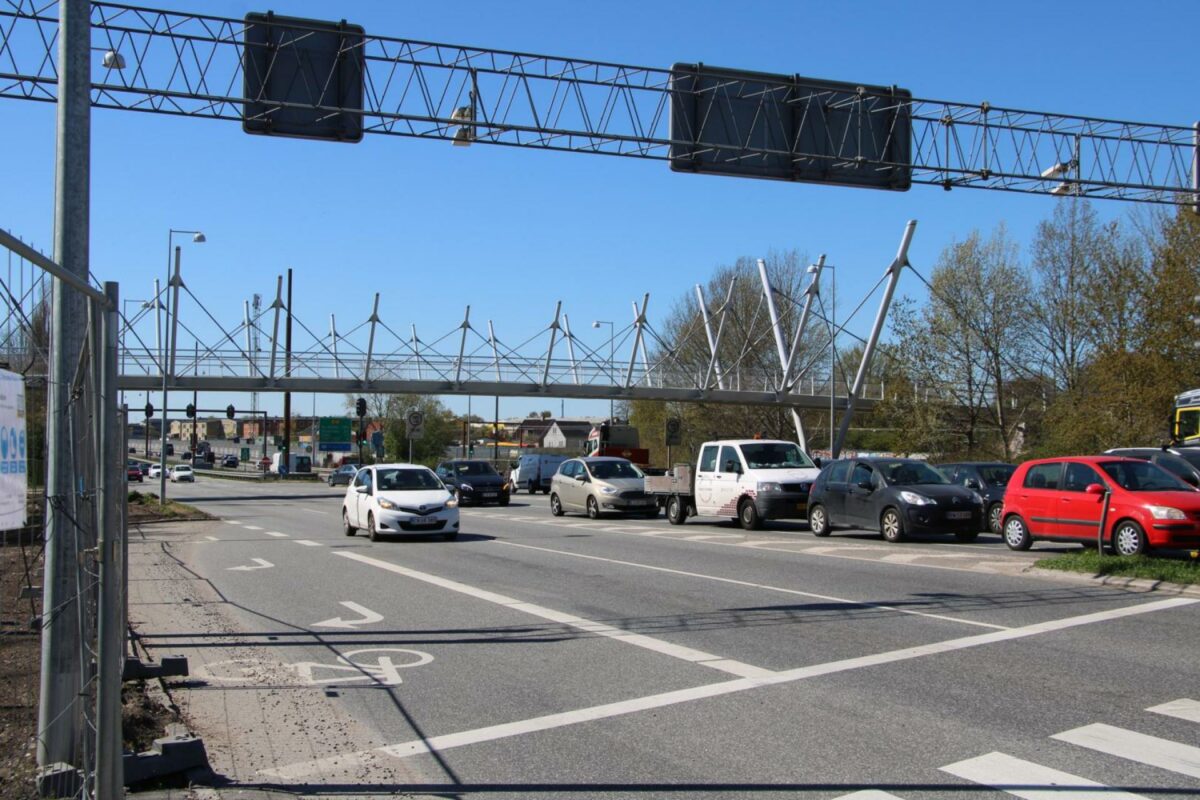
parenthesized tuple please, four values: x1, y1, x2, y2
(1103, 447, 1200, 489)
(935, 462, 1016, 533)
(328, 464, 358, 487)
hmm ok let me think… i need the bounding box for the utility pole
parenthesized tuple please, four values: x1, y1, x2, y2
(282, 268, 292, 476)
(40, 0, 90, 771)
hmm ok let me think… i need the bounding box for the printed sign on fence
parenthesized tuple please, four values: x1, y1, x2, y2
(0, 369, 27, 530)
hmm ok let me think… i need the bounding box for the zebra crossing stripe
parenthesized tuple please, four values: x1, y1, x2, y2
(1147, 698, 1200, 724)
(941, 751, 1150, 800)
(1052, 723, 1200, 779)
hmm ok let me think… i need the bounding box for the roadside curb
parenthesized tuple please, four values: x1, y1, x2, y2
(1024, 566, 1200, 598)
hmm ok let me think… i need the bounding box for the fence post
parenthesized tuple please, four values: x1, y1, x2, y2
(95, 283, 124, 795)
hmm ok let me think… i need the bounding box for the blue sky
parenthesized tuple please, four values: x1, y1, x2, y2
(2, 0, 1197, 420)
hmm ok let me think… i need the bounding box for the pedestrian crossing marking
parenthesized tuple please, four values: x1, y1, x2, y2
(941, 751, 1150, 800)
(1148, 698, 1200, 724)
(1053, 723, 1200, 779)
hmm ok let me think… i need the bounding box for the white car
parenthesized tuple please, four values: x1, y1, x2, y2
(343, 463, 459, 541)
(148, 464, 163, 479)
(170, 464, 194, 482)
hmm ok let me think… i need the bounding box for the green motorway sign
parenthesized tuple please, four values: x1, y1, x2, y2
(318, 416, 353, 451)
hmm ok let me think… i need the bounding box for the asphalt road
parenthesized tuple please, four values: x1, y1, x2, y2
(140, 476, 1200, 798)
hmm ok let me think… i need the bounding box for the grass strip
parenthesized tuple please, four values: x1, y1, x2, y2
(1035, 549, 1200, 586)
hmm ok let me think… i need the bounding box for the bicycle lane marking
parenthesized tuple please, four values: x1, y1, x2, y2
(263, 596, 1197, 779)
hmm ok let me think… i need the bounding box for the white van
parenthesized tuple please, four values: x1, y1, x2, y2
(270, 452, 313, 475)
(510, 454, 567, 494)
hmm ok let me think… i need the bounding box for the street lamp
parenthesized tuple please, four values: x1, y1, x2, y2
(807, 262, 836, 452)
(592, 320, 614, 422)
(160, 229, 205, 503)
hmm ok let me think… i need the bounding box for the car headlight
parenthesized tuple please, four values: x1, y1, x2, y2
(757, 481, 782, 493)
(376, 498, 398, 511)
(1147, 505, 1186, 520)
(444, 496, 459, 508)
(899, 491, 935, 506)
(459, 482, 473, 491)
(599, 486, 619, 495)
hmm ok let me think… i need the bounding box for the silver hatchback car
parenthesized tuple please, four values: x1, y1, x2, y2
(549, 457, 658, 519)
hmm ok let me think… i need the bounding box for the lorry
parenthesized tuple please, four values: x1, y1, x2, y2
(1171, 388, 1200, 447)
(584, 422, 650, 467)
(270, 452, 312, 475)
(644, 439, 822, 530)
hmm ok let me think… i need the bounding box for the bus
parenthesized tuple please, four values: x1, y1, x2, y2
(1172, 388, 1200, 446)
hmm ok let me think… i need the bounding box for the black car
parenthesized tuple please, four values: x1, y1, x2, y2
(1103, 447, 1200, 488)
(435, 459, 511, 506)
(935, 461, 1016, 534)
(807, 457, 985, 542)
(327, 464, 358, 487)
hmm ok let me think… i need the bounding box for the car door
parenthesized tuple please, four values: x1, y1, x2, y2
(1056, 461, 1106, 541)
(818, 460, 851, 522)
(1015, 462, 1063, 536)
(694, 445, 721, 516)
(348, 468, 368, 526)
(558, 461, 583, 510)
(843, 461, 878, 525)
(711, 445, 744, 517)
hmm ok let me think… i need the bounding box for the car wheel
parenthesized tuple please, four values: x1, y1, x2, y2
(880, 508, 905, 542)
(1112, 520, 1147, 556)
(367, 513, 379, 542)
(342, 509, 356, 536)
(586, 496, 601, 520)
(1003, 514, 1032, 550)
(808, 504, 831, 537)
(666, 495, 686, 525)
(550, 493, 564, 516)
(987, 503, 1003, 534)
(954, 530, 979, 542)
(738, 498, 762, 531)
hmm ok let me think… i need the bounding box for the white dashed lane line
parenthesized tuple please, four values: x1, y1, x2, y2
(294, 540, 323, 547)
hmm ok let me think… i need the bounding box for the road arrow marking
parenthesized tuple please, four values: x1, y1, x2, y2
(312, 601, 384, 630)
(227, 558, 274, 572)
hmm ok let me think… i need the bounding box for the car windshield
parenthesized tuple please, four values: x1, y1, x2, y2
(588, 461, 644, 480)
(1100, 460, 1193, 492)
(1175, 450, 1200, 470)
(876, 460, 948, 486)
(739, 442, 815, 469)
(375, 468, 443, 491)
(979, 465, 1015, 486)
(456, 462, 498, 476)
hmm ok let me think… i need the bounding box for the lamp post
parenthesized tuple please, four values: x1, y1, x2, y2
(808, 263, 837, 452)
(160, 229, 204, 503)
(592, 320, 614, 422)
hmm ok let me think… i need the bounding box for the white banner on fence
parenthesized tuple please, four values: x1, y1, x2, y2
(0, 369, 27, 530)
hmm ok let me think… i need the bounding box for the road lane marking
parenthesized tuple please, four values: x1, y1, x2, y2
(224, 520, 242, 525)
(1052, 723, 1200, 778)
(831, 793, 906, 800)
(940, 752, 1150, 800)
(294, 540, 323, 547)
(204, 536, 219, 542)
(263, 595, 1197, 780)
(333, 550, 770, 678)
(300, 508, 330, 515)
(243, 525, 263, 531)
(226, 558, 273, 572)
(1149, 698, 1200, 723)
(265, 531, 288, 538)
(312, 601, 385, 630)
(495, 540, 1009, 631)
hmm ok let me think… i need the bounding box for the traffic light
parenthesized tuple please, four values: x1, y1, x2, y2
(185, 403, 196, 418)
(226, 404, 236, 419)
(144, 402, 154, 419)
(468, 444, 475, 456)
(356, 397, 367, 418)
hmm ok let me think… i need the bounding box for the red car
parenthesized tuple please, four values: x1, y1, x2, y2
(126, 464, 144, 483)
(1001, 456, 1200, 555)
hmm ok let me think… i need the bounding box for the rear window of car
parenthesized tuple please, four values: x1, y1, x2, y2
(1023, 463, 1061, 490)
(979, 465, 1015, 486)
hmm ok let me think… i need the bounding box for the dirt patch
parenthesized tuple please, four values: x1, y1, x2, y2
(127, 491, 211, 523)
(1, 544, 41, 800)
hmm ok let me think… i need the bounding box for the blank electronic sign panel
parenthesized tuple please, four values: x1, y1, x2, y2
(669, 64, 912, 191)
(242, 12, 365, 143)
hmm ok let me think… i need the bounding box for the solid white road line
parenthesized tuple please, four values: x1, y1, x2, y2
(294, 539, 323, 547)
(332, 550, 771, 678)
(1052, 723, 1200, 779)
(940, 751, 1150, 800)
(495, 540, 1009, 631)
(830, 792, 906, 800)
(1148, 698, 1200, 723)
(263, 591, 1195, 780)
(264, 531, 289, 538)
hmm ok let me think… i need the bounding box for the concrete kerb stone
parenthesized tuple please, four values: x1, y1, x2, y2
(1023, 565, 1200, 598)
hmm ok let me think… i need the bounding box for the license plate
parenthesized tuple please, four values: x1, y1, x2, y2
(947, 511, 971, 520)
(411, 515, 437, 525)
(482, 492, 498, 498)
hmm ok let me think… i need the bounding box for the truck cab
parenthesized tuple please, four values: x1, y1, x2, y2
(646, 439, 821, 530)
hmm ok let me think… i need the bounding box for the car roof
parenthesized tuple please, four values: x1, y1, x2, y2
(578, 456, 630, 463)
(1023, 455, 1142, 466)
(369, 463, 430, 470)
(937, 461, 1014, 467)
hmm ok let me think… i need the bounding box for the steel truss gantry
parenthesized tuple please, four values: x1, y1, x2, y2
(0, 2, 1196, 205)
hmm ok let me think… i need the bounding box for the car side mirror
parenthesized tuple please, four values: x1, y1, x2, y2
(355, 485, 368, 494)
(965, 478, 982, 490)
(1085, 483, 1105, 496)
(856, 480, 872, 491)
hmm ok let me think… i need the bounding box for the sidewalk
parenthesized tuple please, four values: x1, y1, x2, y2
(127, 520, 427, 796)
